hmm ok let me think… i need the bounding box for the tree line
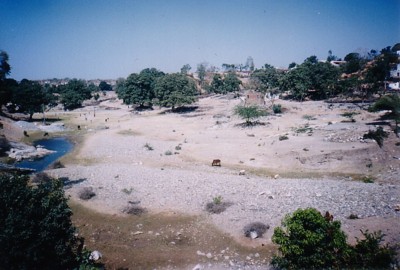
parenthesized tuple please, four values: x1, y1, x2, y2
(1, 43, 399, 120)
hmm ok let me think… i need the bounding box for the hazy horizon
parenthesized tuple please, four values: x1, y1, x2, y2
(1, 0, 399, 81)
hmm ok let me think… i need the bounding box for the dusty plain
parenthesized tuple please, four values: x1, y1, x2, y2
(3, 93, 400, 269)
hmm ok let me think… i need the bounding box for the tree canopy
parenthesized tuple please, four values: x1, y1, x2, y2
(59, 79, 92, 110)
(154, 73, 198, 110)
(11, 79, 54, 121)
(209, 72, 241, 94)
(0, 173, 85, 269)
(123, 68, 165, 107)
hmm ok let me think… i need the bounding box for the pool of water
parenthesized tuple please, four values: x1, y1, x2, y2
(15, 137, 73, 172)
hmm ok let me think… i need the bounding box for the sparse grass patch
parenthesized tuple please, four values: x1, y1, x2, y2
(362, 175, 375, 183)
(175, 145, 182, 151)
(303, 114, 317, 121)
(78, 187, 96, 200)
(293, 124, 313, 134)
(205, 196, 232, 214)
(121, 188, 134, 195)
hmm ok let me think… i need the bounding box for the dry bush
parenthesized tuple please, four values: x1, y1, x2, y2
(122, 205, 146, 216)
(78, 187, 96, 200)
(243, 222, 270, 238)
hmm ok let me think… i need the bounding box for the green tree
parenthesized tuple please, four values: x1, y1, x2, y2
(0, 173, 85, 269)
(250, 64, 282, 93)
(343, 52, 364, 74)
(196, 63, 207, 87)
(59, 79, 91, 110)
(209, 73, 225, 94)
(280, 56, 340, 100)
(0, 78, 18, 110)
(223, 72, 241, 93)
(115, 77, 127, 102)
(0, 51, 11, 80)
(12, 79, 52, 121)
(272, 208, 351, 269)
(0, 51, 13, 111)
(234, 105, 265, 125)
(123, 68, 164, 108)
(99, 81, 112, 91)
(154, 73, 198, 110)
(180, 64, 191, 75)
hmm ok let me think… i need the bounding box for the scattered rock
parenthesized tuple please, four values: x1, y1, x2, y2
(89, 250, 102, 261)
(239, 169, 246, 175)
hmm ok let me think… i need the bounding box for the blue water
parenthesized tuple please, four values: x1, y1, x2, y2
(15, 138, 73, 172)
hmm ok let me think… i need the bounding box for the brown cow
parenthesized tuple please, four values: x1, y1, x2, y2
(212, 159, 221, 166)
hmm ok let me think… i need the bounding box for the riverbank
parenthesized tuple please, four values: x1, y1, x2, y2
(2, 94, 400, 269)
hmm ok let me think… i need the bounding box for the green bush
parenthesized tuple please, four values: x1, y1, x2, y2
(272, 208, 398, 269)
(272, 104, 282, 114)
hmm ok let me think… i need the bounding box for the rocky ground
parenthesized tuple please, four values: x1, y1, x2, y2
(1, 93, 400, 269)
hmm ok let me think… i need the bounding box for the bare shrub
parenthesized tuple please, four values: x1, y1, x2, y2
(123, 205, 146, 216)
(243, 222, 270, 238)
(78, 187, 96, 200)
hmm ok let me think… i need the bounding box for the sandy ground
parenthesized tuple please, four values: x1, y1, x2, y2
(42, 94, 399, 244)
(2, 93, 400, 268)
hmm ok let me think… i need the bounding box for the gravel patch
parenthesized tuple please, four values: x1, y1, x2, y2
(50, 163, 400, 244)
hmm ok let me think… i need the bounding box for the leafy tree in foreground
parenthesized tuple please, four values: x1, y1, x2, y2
(0, 173, 94, 269)
(272, 208, 398, 269)
(154, 73, 197, 110)
(234, 105, 266, 126)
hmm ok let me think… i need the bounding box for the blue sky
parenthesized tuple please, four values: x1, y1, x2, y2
(1, 0, 399, 80)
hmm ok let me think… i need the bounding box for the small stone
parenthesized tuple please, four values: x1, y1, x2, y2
(274, 174, 280, 179)
(255, 253, 260, 258)
(192, 264, 203, 270)
(250, 231, 259, 239)
(197, 250, 205, 256)
(206, 253, 213, 259)
(89, 250, 102, 261)
(133, 231, 143, 235)
(224, 256, 230, 260)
